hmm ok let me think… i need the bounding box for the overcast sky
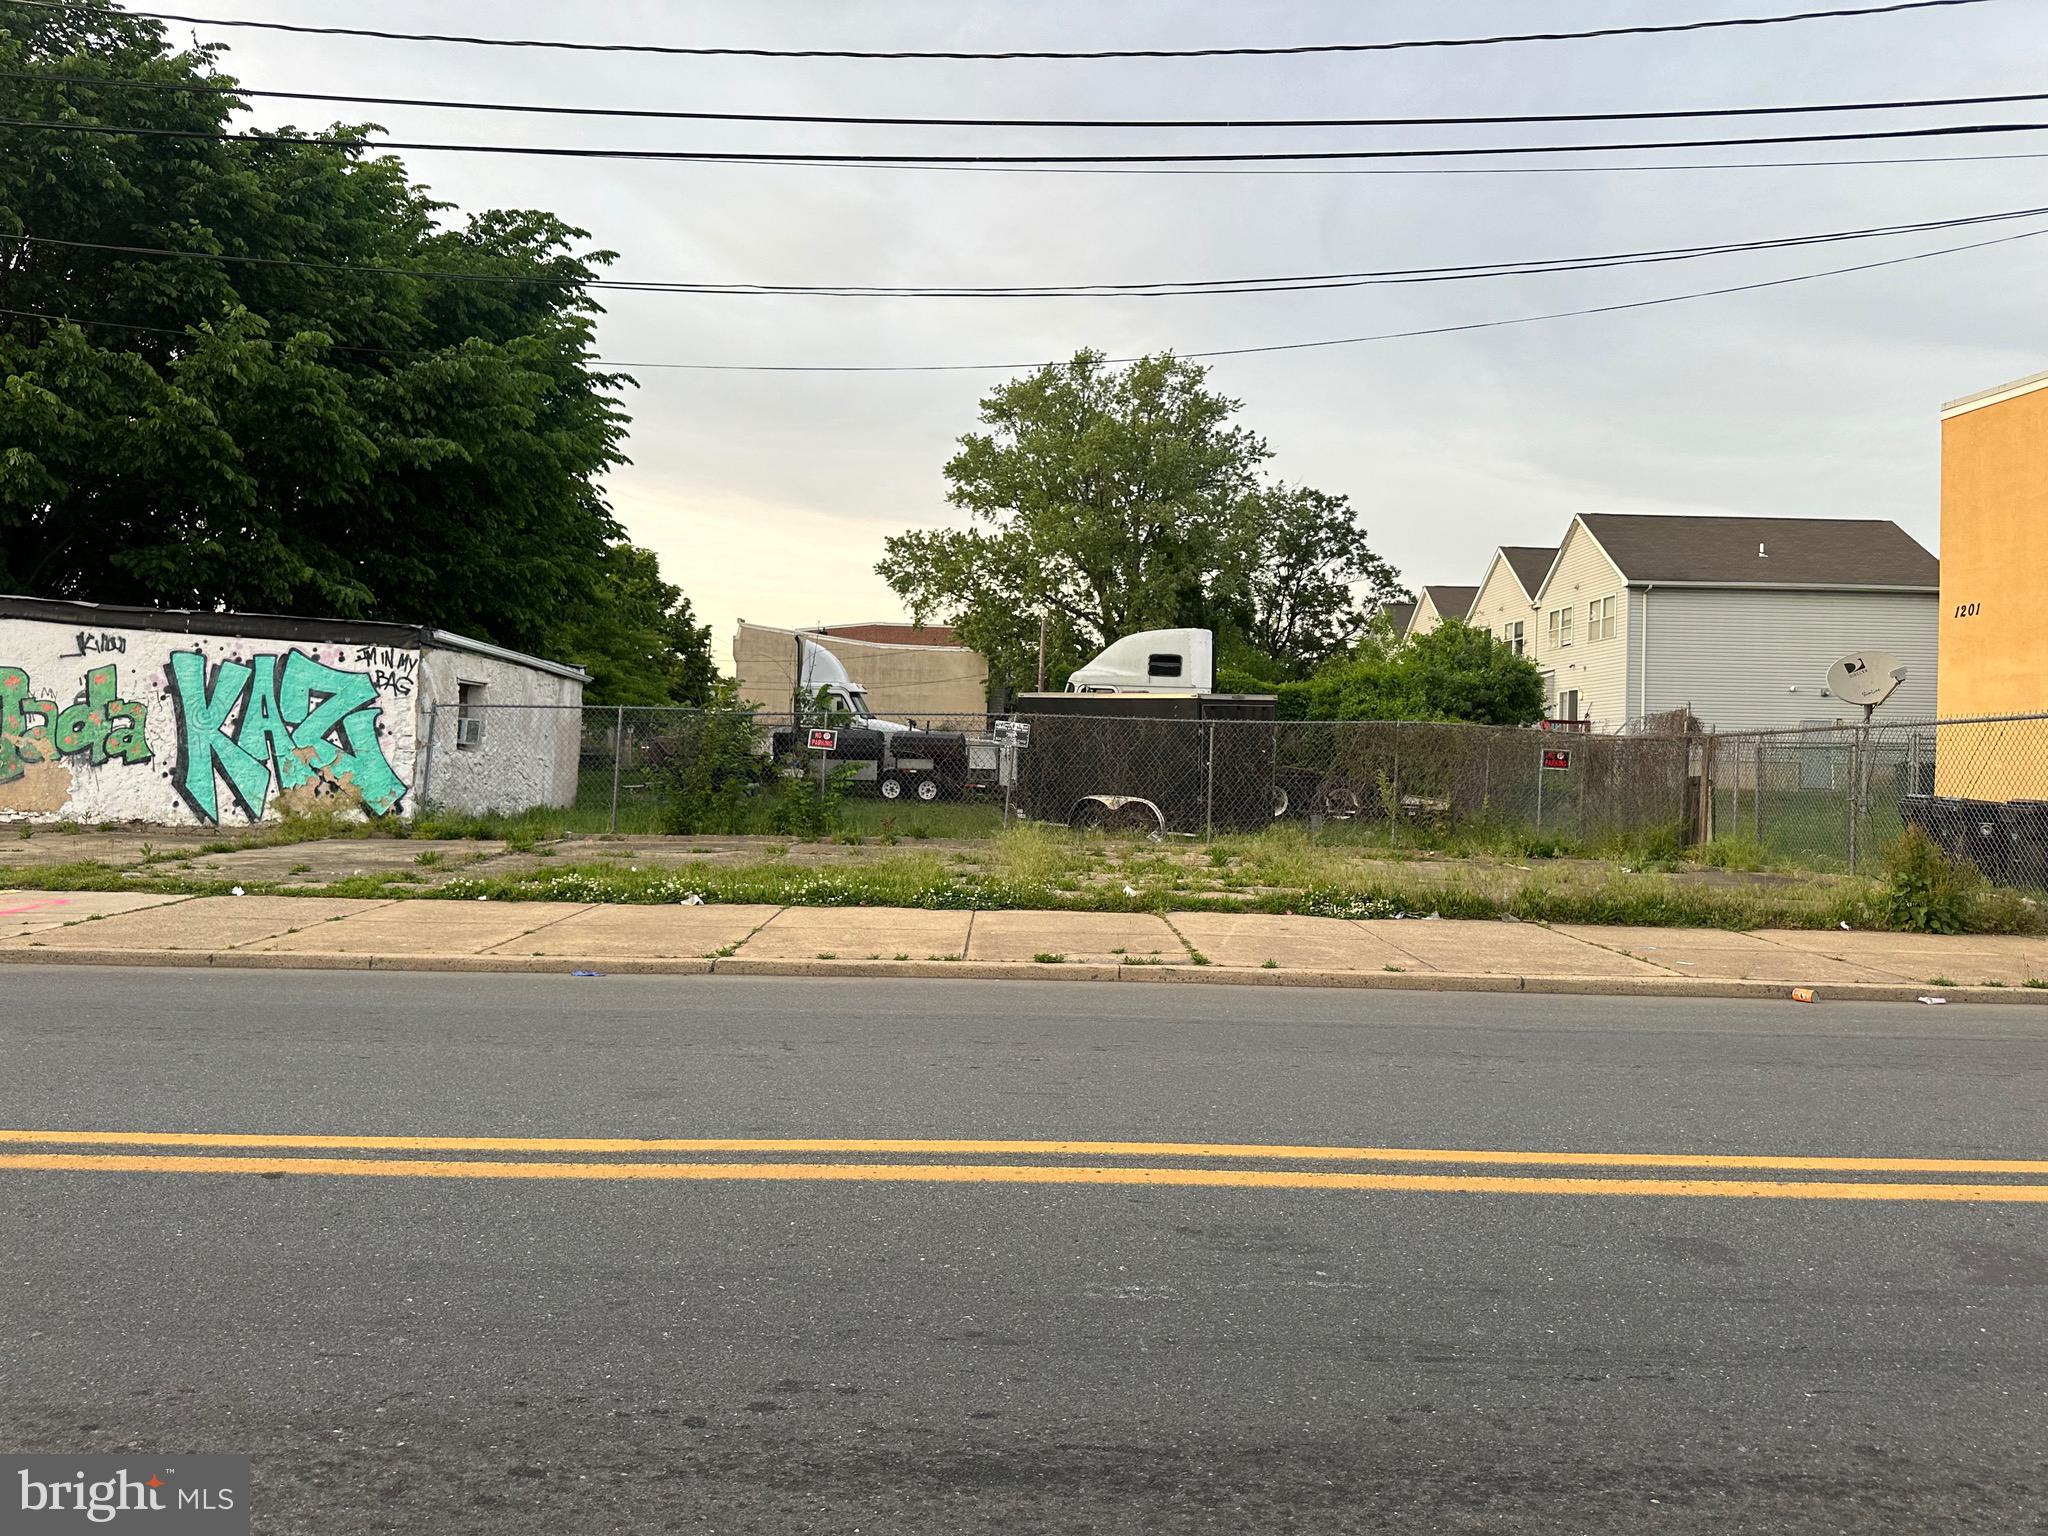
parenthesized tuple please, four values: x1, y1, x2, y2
(195, 0, 2048, 664)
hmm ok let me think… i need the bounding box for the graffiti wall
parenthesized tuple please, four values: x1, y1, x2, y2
(0, 621, 418, 825)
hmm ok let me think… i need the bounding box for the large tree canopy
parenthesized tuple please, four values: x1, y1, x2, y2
(0, 4, 656, 665)
(877, 350, 1403, 692)
(558, 543, 718, 708)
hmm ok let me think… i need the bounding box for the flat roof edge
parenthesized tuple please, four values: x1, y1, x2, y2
(1943, 367, 2048, 418)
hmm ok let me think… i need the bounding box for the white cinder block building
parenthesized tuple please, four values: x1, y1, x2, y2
(0, 595, 587, 825)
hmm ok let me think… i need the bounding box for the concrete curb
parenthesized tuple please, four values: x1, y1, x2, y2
(1, 943, 2044, 1004)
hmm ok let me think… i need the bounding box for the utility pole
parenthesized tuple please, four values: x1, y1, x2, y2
(1036, 613, 1048, 692)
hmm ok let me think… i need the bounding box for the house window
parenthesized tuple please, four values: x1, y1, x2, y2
(456, 681, 487, 751)
(1548, 607, 1573, 648)
(1556, 688, 1580, 722)
(1146, 653, 1183, 679)
(1587, 596, 1616, 642)
(1505, 620, 1525, 655)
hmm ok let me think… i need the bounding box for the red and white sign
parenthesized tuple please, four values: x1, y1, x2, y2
(1541, 748, 1572, 771)
(807, 728, 840, 751)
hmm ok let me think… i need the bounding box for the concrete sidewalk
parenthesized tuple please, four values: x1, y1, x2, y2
(4, 889, 2045, 1003)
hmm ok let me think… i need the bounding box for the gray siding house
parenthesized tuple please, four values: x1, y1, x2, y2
(1525, 514, 1938, 731)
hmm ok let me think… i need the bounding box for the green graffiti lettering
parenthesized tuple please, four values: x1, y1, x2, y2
(0, 664, 151, 785)
(168, 649, 409, 823)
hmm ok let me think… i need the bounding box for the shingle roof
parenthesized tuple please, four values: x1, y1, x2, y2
(1575, 514, 1938, 590)
(1381, 600, 1416, 634)
(1423, 585, 1479, 621)
(1499, 546, 1558, 597)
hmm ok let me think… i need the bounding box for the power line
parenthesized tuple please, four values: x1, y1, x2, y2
(8, 204, 2047, 298)
(9, 114, 2048, 167)
(17, 68, 2048, 131)
(594, 225, 2048, 372)
(8, 223, 2042, 374)
(0, 0, 1993, 60)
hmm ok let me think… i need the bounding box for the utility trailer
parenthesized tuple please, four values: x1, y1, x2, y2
(766, 721, 971, 803)
(761, 634, 982, 801)
(1008, 650, 1279, 834)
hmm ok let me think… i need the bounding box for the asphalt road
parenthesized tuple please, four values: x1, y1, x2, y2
(2, 968, 2045, 1533)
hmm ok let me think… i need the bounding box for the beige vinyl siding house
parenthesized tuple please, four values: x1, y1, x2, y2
(1403, 584, 1478, 641)
(1530, 521, 1631, 728)
(1465, 546, 1552, 662)
(1531, 513, 1939, 731)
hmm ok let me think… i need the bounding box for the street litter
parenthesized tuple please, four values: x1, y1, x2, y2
(1123, 885, 1139, 897)
(1918, 995, 1949, 1005)
(229, 886, 245, 897)
(681, 893, 705, 905)
(1790, 987, 1817, 1003)
(572, 970, 604, 978)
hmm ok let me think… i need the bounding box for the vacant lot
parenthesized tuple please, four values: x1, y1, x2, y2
(4, 814, 2036, 934)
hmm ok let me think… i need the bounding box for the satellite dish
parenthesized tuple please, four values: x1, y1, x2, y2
(1826, 651, 1907, 712)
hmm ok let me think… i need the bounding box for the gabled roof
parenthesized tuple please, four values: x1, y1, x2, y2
(1380, 600, 1416, 634)
(1422, 585, 1479, 621)
(1499, 546, 1558, 599)
(1573, 514, 1938, 591)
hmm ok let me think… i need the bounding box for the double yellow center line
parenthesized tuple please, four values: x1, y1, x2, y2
(2, 1131, 2044, 1200)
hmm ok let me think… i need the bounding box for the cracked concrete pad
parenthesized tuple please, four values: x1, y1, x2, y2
(1756, 929, 2048, 987)
(486, 903, 779, 958)
(246, 900, 590, 955)
(183, 840, 504, 885)
(0, 890, 192, 940)
(967, 910, 1184, 965)
(0, 896, 389, 951)
(1360, 918, 1665, 976)
(1552, 925, 1915, 983)
(738, 906, 972, 960)
(1163, 912, 1420, 971)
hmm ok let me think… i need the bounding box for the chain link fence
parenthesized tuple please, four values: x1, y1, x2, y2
(415, 701, 2048, 887)
(1698, 712, 2048, 886)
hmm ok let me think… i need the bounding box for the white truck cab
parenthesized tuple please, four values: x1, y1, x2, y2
(1063, 628, 1214, 694)
(799, 636, 906, 732)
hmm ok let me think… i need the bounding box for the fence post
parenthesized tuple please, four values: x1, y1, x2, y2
(414, 703, 437, 818)
(1851, 724, 1867, 876)
(1696, 731, 1714, 843)
(1204, 722, 1216, 842)
(1389, 726, 1401, 846)
(608, 705, 625, 834)
(1752, 739, 1763, 844)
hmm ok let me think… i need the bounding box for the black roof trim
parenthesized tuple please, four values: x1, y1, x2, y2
(0, 594, 588, 680)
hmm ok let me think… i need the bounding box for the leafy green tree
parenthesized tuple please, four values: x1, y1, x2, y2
(557, 544, 719, 707)
(1216, 483, 1407, 677)
(1279, 621, 1545, 725)
(878, 350, 1269, 692)
(0, 5, 634, 658)
(878, 350, 1404, 690)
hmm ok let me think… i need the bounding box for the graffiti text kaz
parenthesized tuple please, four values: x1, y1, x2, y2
(169, 649, 408, 822)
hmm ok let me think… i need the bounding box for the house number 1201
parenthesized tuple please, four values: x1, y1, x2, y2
(1954, 601, 1982, 618)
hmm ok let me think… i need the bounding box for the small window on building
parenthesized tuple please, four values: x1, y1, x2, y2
(1505, 620, 1526, 655)
(1548, 608, 1573, 648)
(1557, 688, 1580, 722)
(456, 681, 487, 751)
(1587, 596, 1616, 642)
(1146, 653, 1183, 679)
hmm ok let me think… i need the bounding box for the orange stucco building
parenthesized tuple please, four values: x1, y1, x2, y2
(1937, 368, 2048, 799)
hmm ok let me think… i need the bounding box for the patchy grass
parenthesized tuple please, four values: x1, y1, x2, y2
(3, 817, 2043, 936)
